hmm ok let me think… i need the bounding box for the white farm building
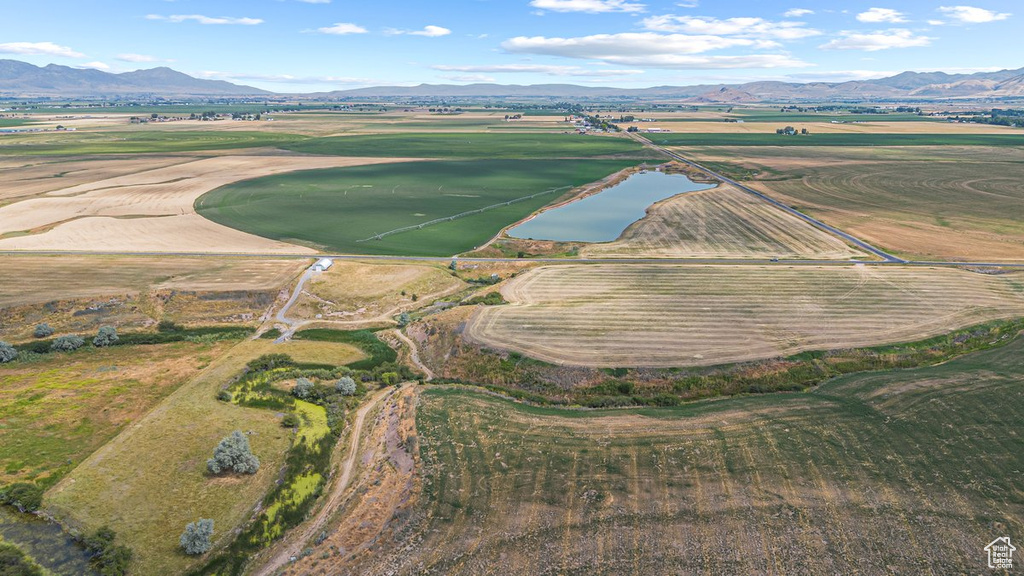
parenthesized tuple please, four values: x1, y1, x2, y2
(312, 258, 333, 272)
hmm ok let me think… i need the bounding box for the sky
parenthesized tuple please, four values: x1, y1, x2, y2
(0, 0, 1019, 92)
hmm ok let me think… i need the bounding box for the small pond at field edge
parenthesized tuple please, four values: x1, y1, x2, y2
(0, 506, 97, 575)
(506, 170, 714, 243)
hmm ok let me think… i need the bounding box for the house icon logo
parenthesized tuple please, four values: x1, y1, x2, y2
(986, 537, 1015, 569)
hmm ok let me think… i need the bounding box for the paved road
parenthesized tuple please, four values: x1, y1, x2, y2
(628, 133, 906, 263)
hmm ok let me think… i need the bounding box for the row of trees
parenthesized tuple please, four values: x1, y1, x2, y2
(0, 325, 119, 363)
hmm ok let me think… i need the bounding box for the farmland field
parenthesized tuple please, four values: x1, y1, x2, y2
(0, 131, 305, 155)
(282, 132, 651, 159)
(347, 338, 1024, 574)
(197, 159, 640, 256)
(0, 340, 235, 487)
(647, 132, 1024, 147)
(43, 338, 363, 575)
(582, 184, 865, 260)
(0, 155, 409, 253)
(467, 264, 1024, 367)
(677, 145, 1024, 261)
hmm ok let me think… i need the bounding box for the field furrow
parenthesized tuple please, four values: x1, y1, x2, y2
(467, 264, 1024, 367)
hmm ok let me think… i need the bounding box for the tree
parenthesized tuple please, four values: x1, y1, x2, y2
(397, 312, 411, 327)
(0, 482, 43, 512)
(179, 519, 214, 555)
(0, 342, 16, 364)
(292, 377, 314, 399)
(51, 335, 85, 352)
(207, 431, 260, 475)
(335, 376, 356, 396)
(33, 323, 54, 338)
(93, 325, 119, 347)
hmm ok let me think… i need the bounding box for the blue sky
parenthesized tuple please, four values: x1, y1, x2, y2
(0, 0, 1018, 91)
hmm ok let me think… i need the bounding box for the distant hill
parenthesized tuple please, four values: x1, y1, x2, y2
(0, 60, 269, 97)
(1, 59, 1022, 101)
(317, 67, 1024, 102)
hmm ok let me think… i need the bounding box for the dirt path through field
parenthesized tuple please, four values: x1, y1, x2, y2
(394, 328, 434, 380)
(250, 384, 406, 576)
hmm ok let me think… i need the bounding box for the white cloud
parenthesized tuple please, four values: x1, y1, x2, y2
(145, 14, 263, 25)
(938, 5, 1011, 23)
(821, 29, 932, 51)
(197, 70, 374, 85)
(116, 53, 173, 63)
(387, 25, 451, 37)
(0, 41, 84, 58)
(784, 69, 897, 81)
(856, 8, 907, 23)
(529, 0, 645, 14)
(927, 19, 946, 25)
(784, 8, 813, 17)
(502, 33, 809, 68)
(432, 64, 643, 77)
(77, 61, 111, 70)
(641, 15, 821, 40)
(316, 22, 368, 35)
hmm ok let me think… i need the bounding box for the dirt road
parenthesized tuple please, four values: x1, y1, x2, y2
(393, 328, 434, 380)
(250, 384, 405, 576)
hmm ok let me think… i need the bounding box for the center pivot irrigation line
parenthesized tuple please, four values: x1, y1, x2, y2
(355, 185, 572, 243)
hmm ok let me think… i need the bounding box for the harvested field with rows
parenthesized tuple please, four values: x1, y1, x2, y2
(467, 264, 1024, 367)
(582, 185, 864, 260)
(348, 339, 1024, 574)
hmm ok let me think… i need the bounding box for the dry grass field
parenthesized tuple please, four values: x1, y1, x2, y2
(582, 185, 864, 260)
(622, 119, 1018, 134)
(466, 264, 1024, 367)
(0, 155, 417, 253)
(292, 262, 466, 324)
(343, 337, 1024, 575)
(44, 338, 363, 575)
(0, 255, 306, 340)
(677, 145, 1024, 261)
(0, 340, 234, 487)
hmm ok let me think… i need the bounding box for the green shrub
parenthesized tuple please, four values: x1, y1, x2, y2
(0, 482, 43, 512)
(93, 325, 119, 347)
(335, 376, 356, 396)
(207, 431, 260, 475)
(51, 334, 85, 352)
(248, 354, 293, 372)
(0, 342, 16, 364)
(180, 519, 214, 555)
(157, 320, 184, 333)
(82, 526, 132, 576)
(33, 323, 54, 338)
(281, 413, 300, 428)
(292, 378, 314, 399)
(0, 541, 45, 576)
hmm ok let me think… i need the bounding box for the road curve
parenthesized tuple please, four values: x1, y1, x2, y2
(628, 133, 906, 263)
(250, 385, 403, 576)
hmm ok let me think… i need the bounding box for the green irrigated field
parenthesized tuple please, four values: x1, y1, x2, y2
(0, 130, 305, 155)
(354, 337, 1024, 575)
(647, 133, 1024, 146)
(283, 133, 651, 159)
(196, 159, 639, 256)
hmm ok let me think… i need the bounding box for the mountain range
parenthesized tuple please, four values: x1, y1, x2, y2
(1, 59, 1022, 102)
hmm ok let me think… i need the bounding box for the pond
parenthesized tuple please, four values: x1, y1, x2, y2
(0, 506, 97, 575)
(506, 170, 714, 243)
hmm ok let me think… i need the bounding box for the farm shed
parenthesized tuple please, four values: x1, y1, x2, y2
(312, 258, 333, 272)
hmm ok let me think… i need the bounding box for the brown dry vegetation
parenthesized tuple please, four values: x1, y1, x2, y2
(0, 255, 305, 340)
(291, 262, 466, 325)
(622, 119, 1019, 134)
(342, 338, 1024, 576)
(582, 184, 864, 260)
(467, 264, 1024, 367)
(679, 146, 1024, 261)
